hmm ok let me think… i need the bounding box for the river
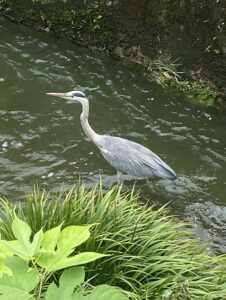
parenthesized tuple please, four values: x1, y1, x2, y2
(0, 17, 226, 252)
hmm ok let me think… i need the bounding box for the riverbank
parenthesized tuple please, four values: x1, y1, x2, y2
(0, 0, 225, 104)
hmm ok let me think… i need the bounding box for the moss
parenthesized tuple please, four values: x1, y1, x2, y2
(179, 79, 219, 106)
(0, 0, 224, 104)
(0, 0, 104, 47)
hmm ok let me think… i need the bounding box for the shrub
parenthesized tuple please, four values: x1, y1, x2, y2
(0, 184, 226, 299)
(0, 216, 128, 300)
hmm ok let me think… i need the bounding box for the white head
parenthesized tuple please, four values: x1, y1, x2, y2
(46, 90, 88, 104)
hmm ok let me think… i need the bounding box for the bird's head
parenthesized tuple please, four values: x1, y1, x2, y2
(46, 90, 87, 103)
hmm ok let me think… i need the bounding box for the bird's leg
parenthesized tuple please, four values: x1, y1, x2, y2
(145, 178, 153, 188)
(117, 170, 123, 184)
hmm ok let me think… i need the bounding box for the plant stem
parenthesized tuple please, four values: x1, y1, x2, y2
(38, 274, 44, 300)
(34, 264, 47, 300)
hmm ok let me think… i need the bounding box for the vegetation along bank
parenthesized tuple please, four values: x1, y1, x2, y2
(0, 0, 225, 105)
(1, 185, 226, 299)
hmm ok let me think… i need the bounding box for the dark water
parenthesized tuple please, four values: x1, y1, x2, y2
(1, 17, 226, 252)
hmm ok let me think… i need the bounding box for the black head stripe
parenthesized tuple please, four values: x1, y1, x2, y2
(73, 91, 86, 98)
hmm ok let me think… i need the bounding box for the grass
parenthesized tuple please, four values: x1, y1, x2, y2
(144, 55, 219, 105)
(0, 183, 226, 299)
(147, 55, 182, 87)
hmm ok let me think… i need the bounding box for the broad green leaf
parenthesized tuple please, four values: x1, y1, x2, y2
(0, 217, 44, 259)
(0, 240, 28, 260)
(0, 244, 13, 257)
(59, 266, 85, 287)
(0, 245, 13, 277)
(44, 252, 106, 272)
(12, 216, 32, 249)
(0, 256, 39, 300)
(45, 267, 128, 300)
(29, 229, 44, 255)
(73, 285, 128, 300)
(56, 225, 93, 256)
(87, 285, 128, 300)
(0, 257, 12, 278)
(45, 267, 85, 300)
(41, 225, 62, 252)
(36, 224, 106, 272)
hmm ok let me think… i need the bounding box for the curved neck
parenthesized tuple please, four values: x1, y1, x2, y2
(80, 99, 100, 145)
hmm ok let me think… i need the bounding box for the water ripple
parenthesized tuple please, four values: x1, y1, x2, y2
(1, 17, 226, 251)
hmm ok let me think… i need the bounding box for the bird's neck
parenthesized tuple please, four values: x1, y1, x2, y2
(80, 99, 100, 145)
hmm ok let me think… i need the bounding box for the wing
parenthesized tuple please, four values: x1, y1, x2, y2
(100, 145, 156, 177)
(98, 136, 177, 180)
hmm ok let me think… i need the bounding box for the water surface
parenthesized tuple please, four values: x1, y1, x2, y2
(1, 17, 226, 251)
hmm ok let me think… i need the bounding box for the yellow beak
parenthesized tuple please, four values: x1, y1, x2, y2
(46, 92, 66, 98)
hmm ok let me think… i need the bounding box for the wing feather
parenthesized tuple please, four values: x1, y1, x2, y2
(98, 135, 177, 179)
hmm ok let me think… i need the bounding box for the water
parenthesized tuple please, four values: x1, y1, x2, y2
(1, 17, 226, 252)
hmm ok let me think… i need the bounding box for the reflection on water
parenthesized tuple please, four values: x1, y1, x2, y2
(1, 17, 226, 252)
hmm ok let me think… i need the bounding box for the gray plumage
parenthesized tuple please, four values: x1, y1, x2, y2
(47, 90, 177, 180)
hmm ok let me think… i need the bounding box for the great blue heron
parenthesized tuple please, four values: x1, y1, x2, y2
(47, 91, 177, 181)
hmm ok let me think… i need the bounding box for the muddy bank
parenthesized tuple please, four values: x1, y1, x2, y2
(0, 0, 225, 102)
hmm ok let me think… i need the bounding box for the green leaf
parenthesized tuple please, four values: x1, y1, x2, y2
(36, 225, 106, 272)
(45, 252, 106, 272)
(0, 240, 27, 259)
(45, 267, 85, 300)
(0, 217, 43, 259)
(0, 257, 12, 278)
(87, 284, 128, 300)
(45, 267, 128, 300)
(29, 228, 44, 255)
(0, 256, 39, 300)
(56, 225, 93, 256)
(73, 285, 128, 300)
(41, 225, 61, 252)
(88, 285, 128, 300)
(0, 245, 13, 277)
(12, 216, 32, 249)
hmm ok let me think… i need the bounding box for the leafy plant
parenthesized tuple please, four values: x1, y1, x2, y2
(0, 256, 39, 300)
(45, 266, 127, 300)
(1, 184, 226, 299)
(0, 216, 128, 300)
(179, 79, 218, 106)
(148, 55, 182, 87)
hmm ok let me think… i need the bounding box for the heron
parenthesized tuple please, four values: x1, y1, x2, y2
(47, 91, 177, 181)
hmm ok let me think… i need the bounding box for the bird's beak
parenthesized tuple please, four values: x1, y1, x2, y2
(46, 92, 66, 98)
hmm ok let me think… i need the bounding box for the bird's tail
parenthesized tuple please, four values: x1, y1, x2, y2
(155, 159, 177, 180)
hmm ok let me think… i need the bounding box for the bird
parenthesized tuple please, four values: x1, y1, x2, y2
(47, 91, 177, 181)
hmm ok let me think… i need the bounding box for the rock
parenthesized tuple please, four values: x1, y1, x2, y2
(113, 46, 124, 57)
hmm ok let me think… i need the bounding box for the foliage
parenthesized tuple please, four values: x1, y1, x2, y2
(0, 256, 39, 300)
(147, 55, 182, 87)
(0, 0, 104, 47)
(0, 184, 226, 299)
(179, 79, 218, 106)
(46, 267, 127, 300)
(0, 0, 222, 103)
(0, 216, 128, 299)
(133, 52, 218, 105)
(145, 56, 218, 105)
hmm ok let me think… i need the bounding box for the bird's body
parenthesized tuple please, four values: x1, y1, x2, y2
(47, 91, 177, 181)
(97, 135, 176, 180)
